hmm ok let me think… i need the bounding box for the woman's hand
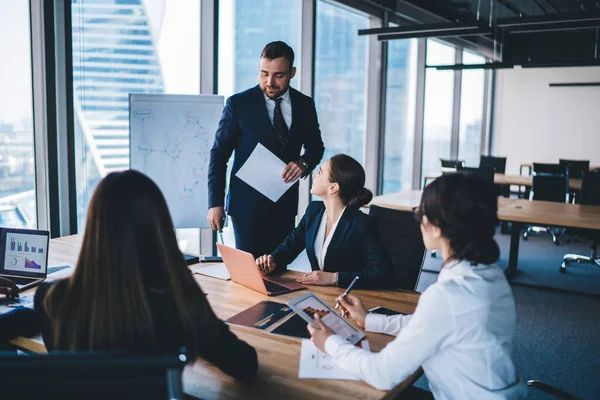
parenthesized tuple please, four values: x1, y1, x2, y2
(307, 314, 335, 352)
(296, 271, 337, 286)
(0, 276, 19, 298)
(335, 293, 368, 328)
(255, 255, 277, 275)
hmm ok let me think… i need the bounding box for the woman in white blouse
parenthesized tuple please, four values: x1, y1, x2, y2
(255, 154, 394, 289)
(308, 172, 527, 399)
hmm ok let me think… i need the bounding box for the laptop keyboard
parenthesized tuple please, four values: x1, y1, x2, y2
(8, 277, 37, 286)
(263, 279, 289, 294)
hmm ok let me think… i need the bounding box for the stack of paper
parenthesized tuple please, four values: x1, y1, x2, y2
(298, 339, 370, 380)
(191, 263, 230, 280)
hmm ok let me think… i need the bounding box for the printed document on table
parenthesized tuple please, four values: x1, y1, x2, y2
(235, 143, 298, 202)
(191, 263, 230, 281)
(298, 339, 370, 380)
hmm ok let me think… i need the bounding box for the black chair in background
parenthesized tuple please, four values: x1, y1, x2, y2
(559, 159, 590, 203)
(559, 159, 590, 179)
(0, 351, 186, 399)
(456, 166, 495, 184)
(561, 171, 600, 273)
(440, 159, 465, 173)
(523, 163, 568, 245)
(479, 155, 509, 197)
(369, 205, 426, 291)
(479, 155, 507, 174)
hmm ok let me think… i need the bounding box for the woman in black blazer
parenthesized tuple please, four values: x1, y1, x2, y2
(256, 154, 393, 289)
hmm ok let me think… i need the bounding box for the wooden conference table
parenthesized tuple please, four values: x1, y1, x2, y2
(424, 173, 582, 191)
(370, 191, 600, 278)
(10, 235, 422, 400)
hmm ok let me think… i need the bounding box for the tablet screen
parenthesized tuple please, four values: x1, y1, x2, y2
(288, 292, 365, 345)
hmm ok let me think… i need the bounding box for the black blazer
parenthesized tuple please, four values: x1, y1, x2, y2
(271, 202, 394, 289)
(208, 85, 325, 220)
(34, 280, 257, 380)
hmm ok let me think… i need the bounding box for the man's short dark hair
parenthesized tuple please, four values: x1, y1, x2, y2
(260, 41, 295, 70)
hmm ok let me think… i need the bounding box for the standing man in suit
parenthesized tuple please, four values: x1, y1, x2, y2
(208, 41, 325, 258)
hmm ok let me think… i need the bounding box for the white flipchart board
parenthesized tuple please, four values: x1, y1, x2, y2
(129, 94, 224, 229)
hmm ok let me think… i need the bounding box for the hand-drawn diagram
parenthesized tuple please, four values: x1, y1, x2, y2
(129, 95, 224, 228)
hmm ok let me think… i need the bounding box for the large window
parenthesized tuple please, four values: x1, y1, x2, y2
(314, 1, 369, 164)
(381, 37, 418, 193)
(421, 39, 456, 183)
(72, 0, 201, 229)
(218, 0, 302, 98)
(458, 51, 486, 167)
(0, 1, 36, 228)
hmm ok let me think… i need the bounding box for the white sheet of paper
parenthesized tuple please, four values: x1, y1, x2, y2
(298, 339, 370, 380)
(191, 263, 230, 281)
(235, 143, 298, 202)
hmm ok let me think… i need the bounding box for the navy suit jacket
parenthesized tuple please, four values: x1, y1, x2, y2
(271, 202, 394, 289)
(208, 85, 324, 220)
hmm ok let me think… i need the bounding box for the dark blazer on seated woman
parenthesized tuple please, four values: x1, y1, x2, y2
(271, 201, 394, 289)
(34, 279, 257, 380)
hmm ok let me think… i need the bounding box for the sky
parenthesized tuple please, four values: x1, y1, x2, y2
(0, 0, 33, 127)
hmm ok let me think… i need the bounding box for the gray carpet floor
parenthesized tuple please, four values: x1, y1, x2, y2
(415, 228, 600, 399)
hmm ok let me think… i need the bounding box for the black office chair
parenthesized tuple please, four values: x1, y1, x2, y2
(559, 159, 589, 180)
(559, 159, 590, 203)
(440, 159, 465, 173)
(456, 166, 495, 184)
(561, 171, 600, 273)
(479, 155, 507, 174)
(523, 163, 568, 245)
(369, 205, 426, 291)
(0, 351, 186, 399)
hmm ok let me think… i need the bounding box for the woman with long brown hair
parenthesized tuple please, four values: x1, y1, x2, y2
(34, 170, 257, 379)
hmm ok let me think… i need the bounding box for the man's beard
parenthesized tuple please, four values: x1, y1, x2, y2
(262, 84, 288, 99)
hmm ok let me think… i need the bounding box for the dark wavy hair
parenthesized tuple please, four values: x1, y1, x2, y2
(261, 41, 295, 70)
(328, 154, 373, 209)
(418, 173, 500, 265)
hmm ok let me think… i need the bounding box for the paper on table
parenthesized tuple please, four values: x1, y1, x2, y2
(235, 143, 298, 202)
(298, 339, 370, 380)
(191, 263, 230, 281)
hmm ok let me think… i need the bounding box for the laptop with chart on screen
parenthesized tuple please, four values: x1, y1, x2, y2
(0, 228, 50, 291)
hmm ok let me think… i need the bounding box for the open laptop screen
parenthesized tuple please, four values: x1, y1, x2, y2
(0, 228, 50, 279)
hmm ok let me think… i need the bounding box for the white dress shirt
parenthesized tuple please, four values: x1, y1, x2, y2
(313, 207, 346, 270)
(324, 260, 527, 399)
(264, 88, 292, 129)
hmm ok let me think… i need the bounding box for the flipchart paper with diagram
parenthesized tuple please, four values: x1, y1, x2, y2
(129, 94, 224, 228)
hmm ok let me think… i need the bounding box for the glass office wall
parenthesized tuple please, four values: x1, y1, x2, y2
(71, 0, 201, 229)
(421, 39, 456, 184)
(382, 37, 418, 193)
(314, 0, 369, 164)
(458, 51, 486, 167)
(0, 1, 36, 228)
(218, 0, 302, 98)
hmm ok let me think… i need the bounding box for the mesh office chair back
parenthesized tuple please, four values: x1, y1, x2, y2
(0, 351, 185, 400)
(369, 205, 426, 291)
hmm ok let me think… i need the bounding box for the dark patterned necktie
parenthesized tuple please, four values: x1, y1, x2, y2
(273, 97, 288, 146)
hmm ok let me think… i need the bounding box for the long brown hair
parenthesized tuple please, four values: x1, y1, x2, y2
(44, 170, 214, 355)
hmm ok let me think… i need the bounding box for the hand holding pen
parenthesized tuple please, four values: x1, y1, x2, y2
(335, 276, 359, 307)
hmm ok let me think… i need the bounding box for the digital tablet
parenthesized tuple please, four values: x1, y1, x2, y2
(287, 292, 365, 345)
(368, 306, 405, 316)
